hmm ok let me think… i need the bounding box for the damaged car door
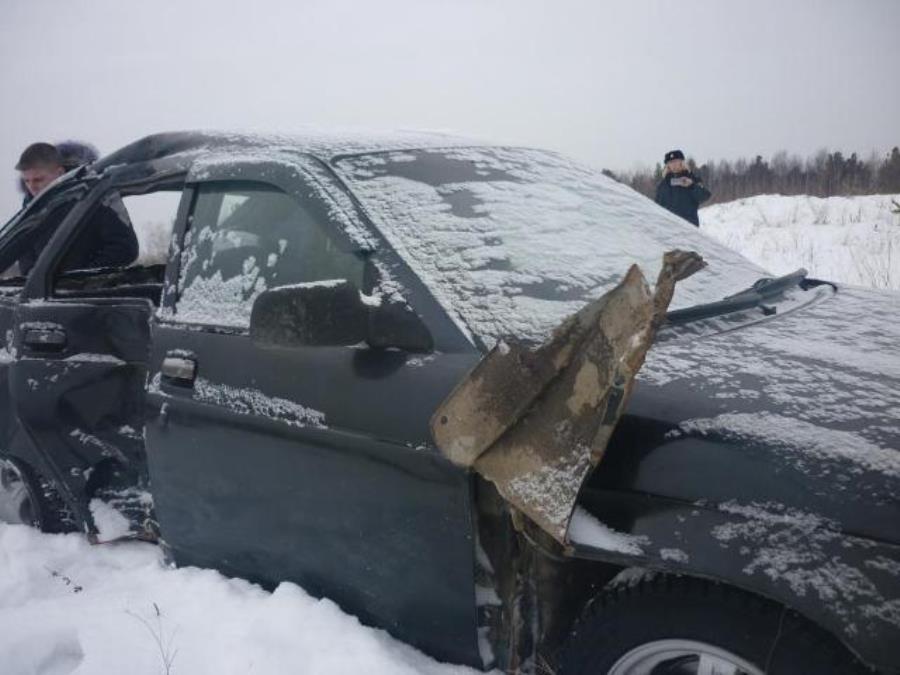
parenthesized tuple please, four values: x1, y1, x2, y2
(5, 172, 185, 535)
(0, 182, 88, 530)
(144, 157, 485, 668)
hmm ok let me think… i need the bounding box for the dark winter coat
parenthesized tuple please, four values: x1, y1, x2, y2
(18, 203, 138, 276)
(654, 170, 711, 226)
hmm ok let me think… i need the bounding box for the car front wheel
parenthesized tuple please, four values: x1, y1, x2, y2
(558, 574, 865, 675)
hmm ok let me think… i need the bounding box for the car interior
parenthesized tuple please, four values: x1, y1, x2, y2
(51, 183, 184, 305)
(0, 176, 185, 306)
(1, 174, 368, 312)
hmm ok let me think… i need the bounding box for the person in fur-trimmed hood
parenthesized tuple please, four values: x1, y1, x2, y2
(654, 149, 711, 226)
(56, 139, 99, 171)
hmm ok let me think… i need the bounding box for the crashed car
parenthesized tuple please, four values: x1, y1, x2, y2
(0, 130, 897, 674)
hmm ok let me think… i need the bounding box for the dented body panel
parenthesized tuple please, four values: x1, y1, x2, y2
(432, 252, 705, 543)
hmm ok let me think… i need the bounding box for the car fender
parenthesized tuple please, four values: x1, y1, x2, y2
(569, 489, 900, 673)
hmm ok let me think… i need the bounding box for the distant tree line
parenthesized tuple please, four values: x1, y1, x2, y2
(607, 146, 900, 206)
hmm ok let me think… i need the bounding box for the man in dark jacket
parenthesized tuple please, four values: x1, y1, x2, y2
(654, 149, 711, 226)
(15, 142, 138, 275)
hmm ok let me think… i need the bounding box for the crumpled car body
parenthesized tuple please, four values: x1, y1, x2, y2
(0, 131, 895, 673)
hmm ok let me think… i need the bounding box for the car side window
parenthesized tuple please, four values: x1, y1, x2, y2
(174, 180, 365, 328)
(46, 183, 186, 303)
(121, 189, 183, 265)
(50, 191, 139, 275)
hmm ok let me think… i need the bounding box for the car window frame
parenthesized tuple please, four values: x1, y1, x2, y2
(19, 171, 188, 302)
(0, 180, 93, 288)
(158, 153, 475, 353)
(171, 177, 368, 330)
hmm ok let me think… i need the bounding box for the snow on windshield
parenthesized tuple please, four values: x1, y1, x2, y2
(335, 147, 765, 347)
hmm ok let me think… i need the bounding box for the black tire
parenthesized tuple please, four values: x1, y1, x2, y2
(558, 574, 866, 675)
(0, 458, 77, 534)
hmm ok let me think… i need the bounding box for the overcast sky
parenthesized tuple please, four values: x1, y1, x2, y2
(1, 0, 898, 214)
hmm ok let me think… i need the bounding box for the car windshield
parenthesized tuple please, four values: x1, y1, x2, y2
(335, 147, 767, 347)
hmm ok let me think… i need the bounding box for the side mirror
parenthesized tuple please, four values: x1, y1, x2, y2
(250, 280, 368, 347)
(368, 298, 434, 353)
(250, 280, 433, 352)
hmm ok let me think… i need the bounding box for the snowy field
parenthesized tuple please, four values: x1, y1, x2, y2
(0, 524, 484, 675)
(701, 193, 900, 290)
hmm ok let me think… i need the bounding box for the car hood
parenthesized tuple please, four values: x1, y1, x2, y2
(597, 282, 900, 542)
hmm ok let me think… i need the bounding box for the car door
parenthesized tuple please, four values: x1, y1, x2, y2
(0, 183, 88, 495)
(145, 156, 484, 667)
(9, 173, 186, 532)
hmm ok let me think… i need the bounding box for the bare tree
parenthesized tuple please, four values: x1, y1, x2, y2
(610, 144, 900, 204)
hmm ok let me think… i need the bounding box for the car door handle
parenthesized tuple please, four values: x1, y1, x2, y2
(22, 328, 67, 352)
(161, 355, 197, 385)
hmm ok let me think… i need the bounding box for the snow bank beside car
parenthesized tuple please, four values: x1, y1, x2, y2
(0, 524, 485, 675)
(700, 193, 900, 290)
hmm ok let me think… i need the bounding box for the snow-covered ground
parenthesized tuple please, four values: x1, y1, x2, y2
(701, 193, 900, 290)
(0, 524, 485, 675)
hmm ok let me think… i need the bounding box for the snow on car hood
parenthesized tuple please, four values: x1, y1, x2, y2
(643, 284, 899, 447)
(334, 147, 765, 348)
(637, 284, 900, 538)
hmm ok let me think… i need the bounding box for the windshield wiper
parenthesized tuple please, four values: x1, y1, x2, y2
(724, 268, 809, 301)
(665, 268, 808, 325)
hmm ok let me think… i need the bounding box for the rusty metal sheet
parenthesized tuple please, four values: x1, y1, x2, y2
(431, 250, 705, 544)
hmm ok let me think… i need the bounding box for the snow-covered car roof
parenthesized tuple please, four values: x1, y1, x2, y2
(94, 131, 770, 348)
(92, 128, 489, 173)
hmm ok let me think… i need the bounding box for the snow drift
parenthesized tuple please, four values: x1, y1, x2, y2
(0, 524, 484, 675)
(700, 193, 900, 290)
